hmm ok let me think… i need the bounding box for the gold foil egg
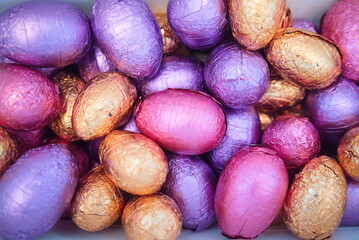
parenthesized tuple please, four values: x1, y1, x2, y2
(280, 104, 304, 117)
(155, 13, 181, 55)
(99, 130, 168, 195)
(280, 7, 293, 28)
(72, 72, 137, 141)
(265, 28, 342, 90)
(50, 72, 85, 141)
(0, 127, 18, 175)
(338, 127, 359, 181)
(258, 112, 276, 131)
(255, 75, 306, 113)
(229, 0, 286, 50)
(71, 166, 125, 232)
(122, 194, 182, 240)
(284, 156, 347, 240)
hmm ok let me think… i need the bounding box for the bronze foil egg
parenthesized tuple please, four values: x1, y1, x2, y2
(338, 127, 359, 181)
(0, 127, 18, 176)
(155, 13, 181, 55)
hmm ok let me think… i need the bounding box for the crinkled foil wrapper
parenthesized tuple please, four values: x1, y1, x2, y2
(0, 127, 18, 176)
(155, 13, 181, 55)
(338, 127, 359, 180)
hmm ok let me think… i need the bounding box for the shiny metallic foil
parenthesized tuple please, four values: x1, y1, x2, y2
(280, 104, 304, 117)
(73, 72, 137, 141)
(122, 194, 182, 240)
(0, 127, 18, 176)
(71, 166, 124, 232)
(284, 156, 347, 240)
(265, 28, 342, 90)
(50, 72, 85, 141)
(280, 7, 293, 28)
(229, 0, 286, 50)
(100, 130, 168, 195)
(255, 76, 306, 113)
(258, 112, 276, 131)
(338, 127, 359, 181)
(155, 13, 181, 55)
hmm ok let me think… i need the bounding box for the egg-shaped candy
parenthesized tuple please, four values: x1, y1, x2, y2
(258, 112, 276, 131)
(341, 179, 359, 226)
(140, 56, 204, 96)
(0, 127, 18, 176)
(91, 0, 162, 79)
(284, 156, 347, 240)
(155, 13, 181, 55)
(164, 155, 217, 230)
(279, 104, 304, 117)
(215, 147, 288, 239)
(122, 194, 182, 240)
(338, 127, 359, 181)
(265, 28, 342, 90)
(280, 7, 293, 29)
(0, 64, 60, 131)
(120, 114, 141, 134)
(205, 41, 269, 109)
(207, 107, 261, 173)
(135, 89, 226, 155)
(86, 136, 106, 163)
(73, 72, 137, 141)
(293, 18, 319, 33)
(0, 0, 91, 67)
(0, 144, 78, 240)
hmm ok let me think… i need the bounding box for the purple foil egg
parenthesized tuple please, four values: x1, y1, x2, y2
(0, 144, 78, 240)
(120, 114, 141, 133)
(91, 0, 163, 79)
(304, 76, 359, 148)
(167, 0, 228, 50)
(0, 64, 60, 131)
(207, 107, 261, 174)
(341, 178, 359, 226)
(204, 41, 269, 109)
(77, 43, 117, 82)
(292, 18, 319, 33)
(0, 0, 91, 68)
(164, 155, 217, 231)
(140, 56, 204, 96)
(86, 135, 106, 163)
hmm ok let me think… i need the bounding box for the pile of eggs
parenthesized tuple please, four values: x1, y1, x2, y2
(0, 0, 358, 240)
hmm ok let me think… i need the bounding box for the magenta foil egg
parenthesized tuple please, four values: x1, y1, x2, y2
(292, 18, 319, 33)
(321, 0, 359, 81)
(0, 0, 91, 68)
(0, 64, 60, 131)
(304, 76, 359, 148)
(164, 155, 217, 231)
(341, 179, 359, 226)
(204, 41, 269, 109)
(91, 0, 163, 79)
(207, 107, 261, 174)
(135, 89, 226, 155)
(0, 144, 78, 240)
(262, 115, 321, 171)
(140, 56, 204, 96)
(167, 0, 228, 50)
(215, 147, 288, 239)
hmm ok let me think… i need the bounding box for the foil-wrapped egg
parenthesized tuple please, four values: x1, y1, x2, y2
(100, 130, 167, 195)
(293, 18, 319, 33)
(73, 72, 137, 141)
(280, 7, 293, 28)
(280, 104, 304, 117)
(120, 114, 141, 134)
(229, 0, 286, 50)
(338, 127, 359, 181)
(284, 156, 347, 240)
(72, 166, 125, 232)
(341, 178, 359, 226)
(264, 28, 342, 90)
(155, 13, 181, 55)
(122, 194, 182, 240)
(50, 72, 85, 141)
(0, 127, 18, 176)
(258, 112, 276, 131)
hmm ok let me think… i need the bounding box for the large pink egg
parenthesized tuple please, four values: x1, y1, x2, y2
(135, 89, 226, 155)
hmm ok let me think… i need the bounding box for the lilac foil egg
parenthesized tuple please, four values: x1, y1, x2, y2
(204, 41, 269, 109)
(167, 0, 228, 50)
(341, 179, 359, 226)
(164, 155, 217, 231)
(0, 0, 91, 68)
(207, 107, 261, 174)
(304, 76, 359, 148)
(140, 56, 204, 96)
(91, 0, 163, 79)
(292, 18, 319, 33)
(0, 144, 78, 240)
(120, 114, 141, 133)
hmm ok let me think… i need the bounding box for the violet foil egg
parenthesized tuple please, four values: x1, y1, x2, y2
(341, 179, 359, 226)
(204, 41, 269, 109)
(134, 89, 226, 155)
(321, 0, 359, 81)
(207, 107, 261, 174)
(0, 0, 91, 68)
(304, 76, 359, 148)
(0, 64, 60, 131)
(91, 0, 163, 79)
(0, 144, 78, 240)
(292, 18, 319, 33)
(140, 56, 204, 96)
(167, 0, 228, 50)
(163, 155, 217, 231)
(215, 147, 288, 239)
(120, 114, 141, 134)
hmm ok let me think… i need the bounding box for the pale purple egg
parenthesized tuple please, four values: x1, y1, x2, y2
(292, 18, 319, 33)
(341, 178, 359, 226)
